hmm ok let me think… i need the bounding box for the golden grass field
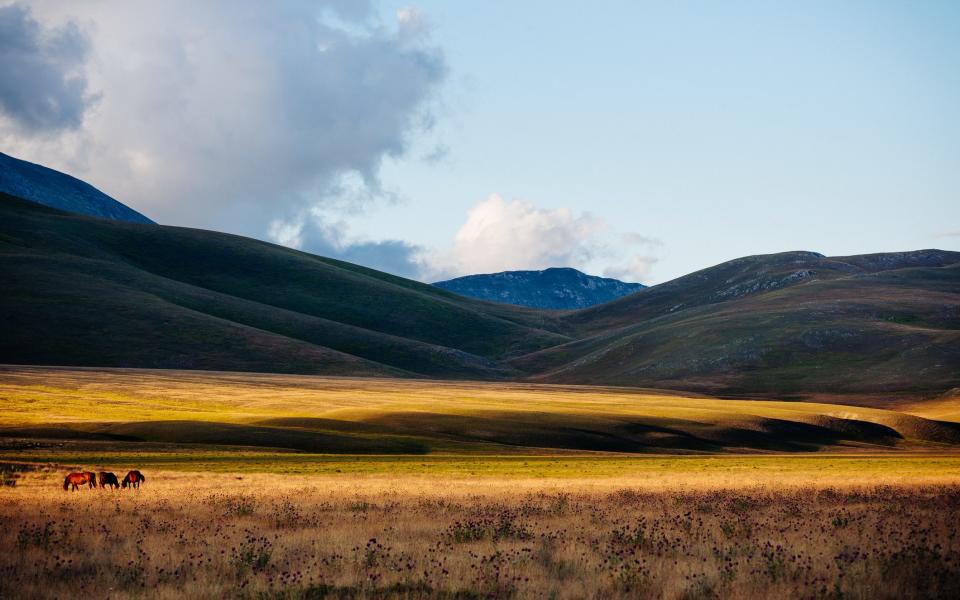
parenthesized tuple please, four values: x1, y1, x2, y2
(2, 366, 959, 459)
(2, 471, 959, 599)
(1, 366, 959, 598)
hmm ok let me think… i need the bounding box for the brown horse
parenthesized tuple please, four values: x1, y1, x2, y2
(98, 472, 120, 489)
(63, 472, 95, 491)
(121, 470, 145, 489)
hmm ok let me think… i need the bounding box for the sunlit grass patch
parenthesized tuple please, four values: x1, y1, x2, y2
(2, 366, 959, 456)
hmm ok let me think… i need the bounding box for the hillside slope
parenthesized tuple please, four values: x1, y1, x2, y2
(0, 152, 154, 224)
(434, 268, 644, 309)
(0, 194, 567, 378)
(511, 250, 960, 396)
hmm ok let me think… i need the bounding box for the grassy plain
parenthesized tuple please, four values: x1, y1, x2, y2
(2, 366, 960, 598)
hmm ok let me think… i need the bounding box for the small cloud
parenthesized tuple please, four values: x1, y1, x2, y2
(421, 194, 604, 280)
(421, 144, 450, 164)
(934, 230, 960, 238)
(603, 255, 658, 283)
(620, 232, 662, 248)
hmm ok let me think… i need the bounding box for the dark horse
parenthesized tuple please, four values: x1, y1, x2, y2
(98, 471, 120, 489)
(122, 470, 145, 489)
(63, 472, 96, 491)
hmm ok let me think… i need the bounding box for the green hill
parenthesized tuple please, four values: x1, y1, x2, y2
(0, 194, 568, 379)
(512, 250, 960, 396)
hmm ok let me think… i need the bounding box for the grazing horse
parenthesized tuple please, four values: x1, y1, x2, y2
(98, 471, 120, 489)
(122, 470, 145, 489)
(63, 472, 95, 491)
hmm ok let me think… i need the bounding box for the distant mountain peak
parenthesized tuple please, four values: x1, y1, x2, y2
(0, 151, 154, 224)
(433, 268, 645, 309)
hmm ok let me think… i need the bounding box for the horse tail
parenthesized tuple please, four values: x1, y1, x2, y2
(63, 476, 69, 491)
(122, 478, 127, 489)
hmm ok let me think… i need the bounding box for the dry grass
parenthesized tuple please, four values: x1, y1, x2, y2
(899, 390, 960, 423)
(1, 471, 958, 599)
(0, 366, 934, 426)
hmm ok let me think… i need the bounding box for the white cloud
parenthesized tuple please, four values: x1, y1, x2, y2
(603, 255, 659, 282)
(1, 1, 446, 235)
(420, 194, 659, 283)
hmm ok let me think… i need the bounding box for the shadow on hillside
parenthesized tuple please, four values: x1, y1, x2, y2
(3, 409, 952, 454)
(357, 411, 907, 453)
(0, 421, 429, 454)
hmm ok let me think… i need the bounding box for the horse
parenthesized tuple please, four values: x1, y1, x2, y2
(63, 472, 95, 491)
(98, 471, 120, 489)
(83, 471, 98, 488)
(121, 470, 145, 489)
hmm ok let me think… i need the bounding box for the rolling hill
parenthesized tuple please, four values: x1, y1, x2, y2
(513, 250, 960, 397)
(0, 193, 567, 379)
(1, 182, 958, 401)
(0, 151, 154, 224)
(433, 267, 645, 309)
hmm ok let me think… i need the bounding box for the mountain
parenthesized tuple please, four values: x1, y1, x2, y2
(0, 151, 154, 224)
(1, 183, 958, 403)
(433, 268, 645, 309)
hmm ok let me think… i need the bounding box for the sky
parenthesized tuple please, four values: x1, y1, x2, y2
(1, 1, 958, 284)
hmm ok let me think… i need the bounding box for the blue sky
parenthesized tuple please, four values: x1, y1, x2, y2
(2, 1, 958, 283)
(368, 0, 960, 282)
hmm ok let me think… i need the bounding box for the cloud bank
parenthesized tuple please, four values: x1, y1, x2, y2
(1, 3, 659, 283)
(1, 1, 446, 233)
